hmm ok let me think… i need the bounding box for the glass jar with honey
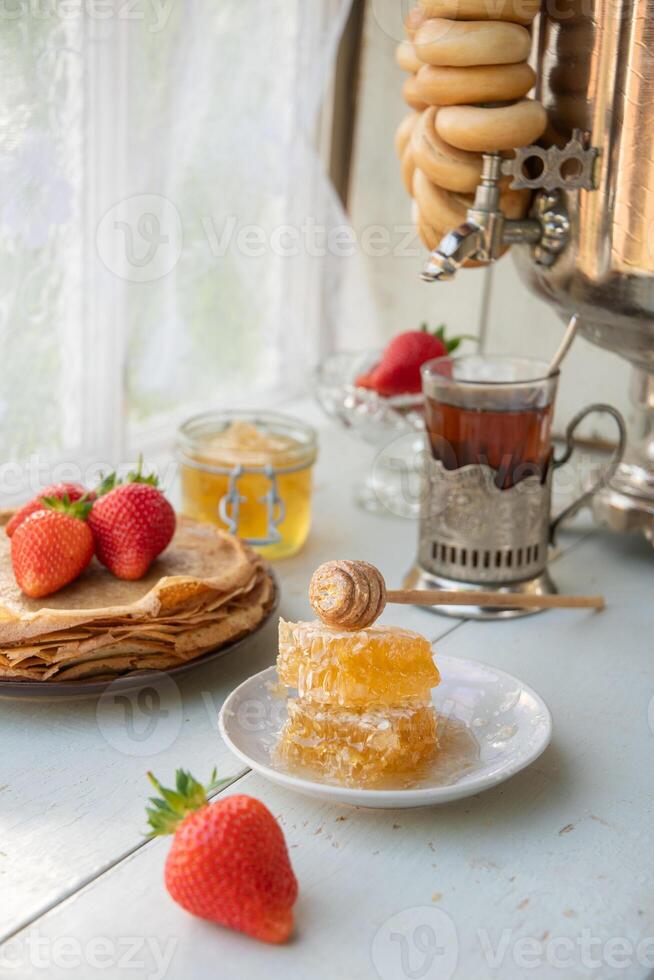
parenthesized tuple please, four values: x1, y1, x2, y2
(177, 411, 317, 560)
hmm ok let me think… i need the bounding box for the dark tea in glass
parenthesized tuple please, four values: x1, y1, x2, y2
(422, 356, 559, 490)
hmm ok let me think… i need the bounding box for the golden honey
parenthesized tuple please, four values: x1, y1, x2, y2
(277, 619, 440, 705)
(178, 413, 317, 560)
(276, 700, 438, 786)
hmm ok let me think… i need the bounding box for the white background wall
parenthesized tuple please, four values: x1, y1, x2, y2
(347, 0, 632, 441)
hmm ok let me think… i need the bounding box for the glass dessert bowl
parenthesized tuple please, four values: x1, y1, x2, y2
(314, 350, 426, 518)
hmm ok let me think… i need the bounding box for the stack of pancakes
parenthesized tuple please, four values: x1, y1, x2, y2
(0, 514, 275, 683)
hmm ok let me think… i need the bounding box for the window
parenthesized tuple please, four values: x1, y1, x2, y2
(0, 0, 369, 499)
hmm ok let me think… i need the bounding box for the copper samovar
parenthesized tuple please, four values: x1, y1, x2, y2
(421, 0, 654, 541)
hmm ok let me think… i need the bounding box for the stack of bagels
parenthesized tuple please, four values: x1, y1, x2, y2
(395, 0, 547, 263)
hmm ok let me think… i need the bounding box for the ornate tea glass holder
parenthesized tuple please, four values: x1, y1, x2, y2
(405, 356, 626, 619)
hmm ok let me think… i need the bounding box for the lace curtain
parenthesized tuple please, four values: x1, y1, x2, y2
(0, 0, 378, 493)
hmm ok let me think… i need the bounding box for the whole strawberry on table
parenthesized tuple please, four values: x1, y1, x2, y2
(355, 323, 472, 397)
(146, 769, 298, 944)
(7, 458, 176, 599)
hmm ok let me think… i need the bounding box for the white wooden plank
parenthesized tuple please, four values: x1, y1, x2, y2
(4, 530, 652, 980)
(0, 631, 257, 941)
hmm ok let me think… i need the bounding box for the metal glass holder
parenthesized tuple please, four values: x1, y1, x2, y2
(405, 404, 626, 620)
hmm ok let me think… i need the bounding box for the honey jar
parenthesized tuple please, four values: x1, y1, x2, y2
(177, 411, 317, 560)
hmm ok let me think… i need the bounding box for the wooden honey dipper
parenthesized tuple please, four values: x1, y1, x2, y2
(309, 560, 605, 629)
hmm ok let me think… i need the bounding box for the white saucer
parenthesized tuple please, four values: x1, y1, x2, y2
(218, 656, 552, 809)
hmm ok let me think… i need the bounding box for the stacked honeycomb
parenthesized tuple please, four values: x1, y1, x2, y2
(396, 0, 547, 260)
(275, 619, 440, 786)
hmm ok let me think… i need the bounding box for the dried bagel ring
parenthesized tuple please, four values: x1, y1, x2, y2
(403, 74, 428, 111)
(419, 0, 540, 26)
(415, 18, 531, 67)
(395, 112, 419, 158)
(401, 143, 417, 196)
(413, 169, 474, 230)
(413, 199, 447, 251)
(396, 40, 423, 74)
(411, 107, 483, 192)
(436, 99, 547, 151)
(413, 167, 529, 229)
(415, 61, 535, 106)
(405, 6, 427, 39)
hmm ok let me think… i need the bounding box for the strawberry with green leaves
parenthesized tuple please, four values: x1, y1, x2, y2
(6, 482, 93, 538)
(11, 496, 95, 598)
(147, 769, 298, 944)
(89, 458, 176, 580)
(356, 323, 474, 396)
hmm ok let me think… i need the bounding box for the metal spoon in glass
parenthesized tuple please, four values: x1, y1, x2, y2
(548, 313, 580, 377)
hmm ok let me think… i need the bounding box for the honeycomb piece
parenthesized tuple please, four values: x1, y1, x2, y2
(277, 619, 440, 705)
(275, 700, 438, 786)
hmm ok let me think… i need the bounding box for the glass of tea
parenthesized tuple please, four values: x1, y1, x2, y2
(415, 352, 626, 601)
(422, 355, 559, 490)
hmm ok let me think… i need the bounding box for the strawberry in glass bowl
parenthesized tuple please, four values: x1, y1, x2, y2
(315, 325, 472, 518)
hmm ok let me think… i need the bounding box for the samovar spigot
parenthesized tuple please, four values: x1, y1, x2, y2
(421, 152, 542, 282)
(421, 133, 597, 282)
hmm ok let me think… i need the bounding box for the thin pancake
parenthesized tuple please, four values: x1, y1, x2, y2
(0, 515, 257, 643)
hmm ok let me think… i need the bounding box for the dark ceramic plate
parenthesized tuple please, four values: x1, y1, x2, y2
(0, 575, 279, 701)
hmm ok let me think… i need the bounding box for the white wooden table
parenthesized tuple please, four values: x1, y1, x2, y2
(1, 406, 653, 980)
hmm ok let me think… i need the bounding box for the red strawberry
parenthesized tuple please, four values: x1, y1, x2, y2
(355, 323, 471, 396)
(89, 462, 175, 580)
(6, 482, 92, 538)
(11, 499, 94, 598)
(146, 769, 298, 944)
